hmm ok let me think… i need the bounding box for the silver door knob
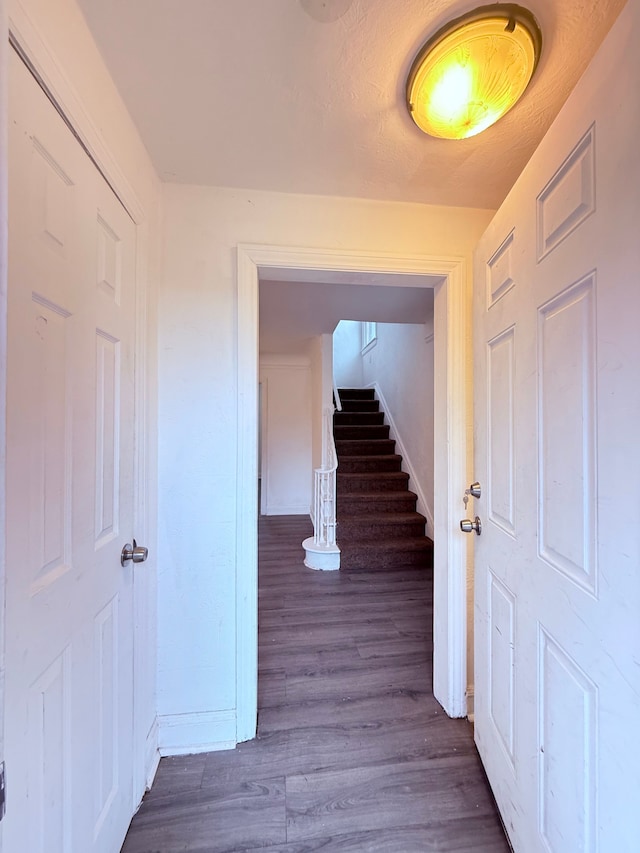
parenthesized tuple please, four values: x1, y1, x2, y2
(460, 517, 482, 535)
(121, 539, 149, 566)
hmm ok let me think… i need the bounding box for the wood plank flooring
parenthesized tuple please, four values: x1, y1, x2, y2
(121, 515, 509, 853)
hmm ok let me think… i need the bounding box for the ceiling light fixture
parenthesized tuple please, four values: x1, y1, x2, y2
(406, 4, 542, 140)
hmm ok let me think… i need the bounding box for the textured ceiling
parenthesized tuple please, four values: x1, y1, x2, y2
(77, 0, 626, 209)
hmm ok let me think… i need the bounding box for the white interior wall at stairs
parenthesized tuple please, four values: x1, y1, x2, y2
(359, 321, 435, 536)
(334, 388, 433, 572)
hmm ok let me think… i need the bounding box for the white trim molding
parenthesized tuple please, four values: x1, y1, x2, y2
(237, 245, 470, 739)
(466, 685, 475, 723)
(144, 717, 161, 790)
(0, 0, 9, 799)
(433, 260, 469, 718)
(158, 710, 237, 756)
(8, 0, 145, 222)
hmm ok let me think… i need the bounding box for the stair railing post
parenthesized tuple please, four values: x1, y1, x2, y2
(312, 405, 338, 548)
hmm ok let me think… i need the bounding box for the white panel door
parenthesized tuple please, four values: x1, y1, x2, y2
(473, 6, 640, 851)
(5, 50, 138, 852)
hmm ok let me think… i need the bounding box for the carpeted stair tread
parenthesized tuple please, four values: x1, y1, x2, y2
(334, 387, 432, 573)
(338, 489, 418, 501)
(338, 491, 418, 513)
(334, 411, 385, 426)
(338, 388, 376, 400)
(339, 399, 380, 413)
(337, 473, 411, 493)
(334, 424, 390, 440)
(337, 455, 404, 473)
(339, 513, 427, 540)
(340, 511, 427, 528)
(335, 439, 396, 456)
(341, 536, 433, 551)
(339, 538, 434, 571)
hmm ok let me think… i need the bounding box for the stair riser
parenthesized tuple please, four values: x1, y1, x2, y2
(336, 440, 396, 456)
(340, 549, 432, 571)
(339, 400, 380, 413)
(337, 388, 375, 400)
(337, 474, 409, 492)
(334, 412, 385, 426)
(338, 496, 417, 513)
(337, 457, 403, 473)
(334, 425, 390, 440)
(339, 520, 426, 539)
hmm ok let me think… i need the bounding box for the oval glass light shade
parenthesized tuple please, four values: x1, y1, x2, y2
(406, 5, 542, 139)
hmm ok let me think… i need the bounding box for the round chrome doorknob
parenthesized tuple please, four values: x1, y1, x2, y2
(460, 517, 482, 535)
(121, 539, 149, 566)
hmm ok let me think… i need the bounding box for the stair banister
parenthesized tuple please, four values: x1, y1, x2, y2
(314, 405, 338, 547)
(303, 404, 340, 569)
(333, 378, 342, 412)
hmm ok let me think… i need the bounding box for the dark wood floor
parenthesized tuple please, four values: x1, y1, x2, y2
(121, 515, 509, 852)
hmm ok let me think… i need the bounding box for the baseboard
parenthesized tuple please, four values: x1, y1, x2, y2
(145, 717, 161, 790)
(366, 382, 435, 537)
(263, 505, 309, 515)
(158, 709, 237, 756)
(466, 686, 475, 723)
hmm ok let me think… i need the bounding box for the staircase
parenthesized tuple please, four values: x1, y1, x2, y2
(334, 388, 433, 571)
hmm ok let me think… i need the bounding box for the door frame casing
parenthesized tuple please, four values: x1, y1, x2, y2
(236, 244, 470, 741)
(0, 8, 9, 837)
(6, 0, 156, 803)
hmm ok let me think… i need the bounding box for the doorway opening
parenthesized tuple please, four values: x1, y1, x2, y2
(236, 245, 470, 742)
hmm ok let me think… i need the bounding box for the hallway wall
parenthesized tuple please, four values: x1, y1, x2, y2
(158, 187, 494, 749)
(333, 320, 363, 388)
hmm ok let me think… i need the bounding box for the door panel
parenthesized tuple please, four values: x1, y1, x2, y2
(473, 5, 640, 851)
(5, 49, 137, 852)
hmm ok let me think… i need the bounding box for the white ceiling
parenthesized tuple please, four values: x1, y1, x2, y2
(77, 0, 625, 209)
(259, 277, 435, 354)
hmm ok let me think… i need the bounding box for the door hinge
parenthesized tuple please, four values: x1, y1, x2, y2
(0, 761, 5, 821)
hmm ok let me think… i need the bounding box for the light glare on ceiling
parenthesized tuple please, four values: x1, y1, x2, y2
(406, 4, 542, 139)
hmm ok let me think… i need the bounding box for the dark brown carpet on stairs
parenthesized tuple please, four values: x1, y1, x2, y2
(335, 388, 434, 572)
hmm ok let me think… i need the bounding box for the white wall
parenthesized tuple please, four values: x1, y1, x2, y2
(158, 187, 493, 749)
(309, 333, 334, 472)
(259, 355, 312, 515)
(8, 0, 162, 796)
(309, 336, 322, 474)
(362, 320, 435, 534)
(333, 320, 363, 388)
